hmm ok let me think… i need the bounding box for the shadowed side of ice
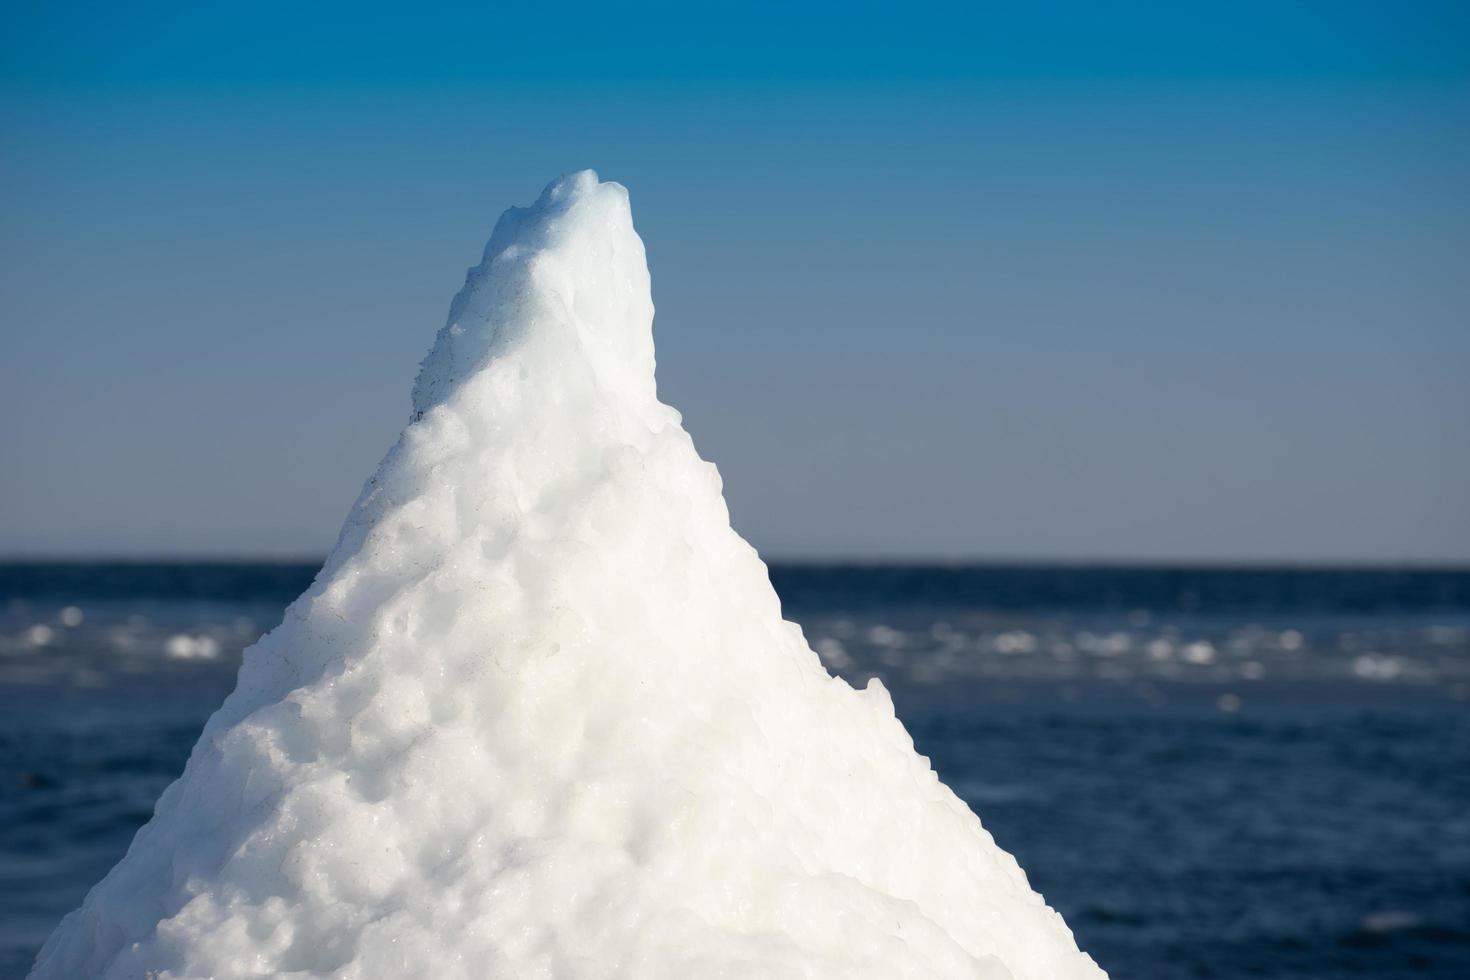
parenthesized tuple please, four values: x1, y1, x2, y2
(32, 172, 1105, 980)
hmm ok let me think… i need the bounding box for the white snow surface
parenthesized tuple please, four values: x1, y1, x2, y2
(33, 172, 1105, 980)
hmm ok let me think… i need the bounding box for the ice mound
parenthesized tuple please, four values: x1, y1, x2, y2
(33, 172, 1105, 980)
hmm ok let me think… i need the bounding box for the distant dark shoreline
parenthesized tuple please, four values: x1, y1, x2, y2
(4, 559, 1468, 614)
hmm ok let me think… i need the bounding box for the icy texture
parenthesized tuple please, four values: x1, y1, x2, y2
(33, 172, 1104, 980)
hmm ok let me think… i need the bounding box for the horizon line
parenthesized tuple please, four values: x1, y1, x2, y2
(2, 553, 1468, 573)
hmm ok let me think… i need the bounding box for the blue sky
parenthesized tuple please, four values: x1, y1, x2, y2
(2, 2, 1467, 561)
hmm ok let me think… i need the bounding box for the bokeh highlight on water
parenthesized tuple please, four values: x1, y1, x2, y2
(2, 562, 1468, 978)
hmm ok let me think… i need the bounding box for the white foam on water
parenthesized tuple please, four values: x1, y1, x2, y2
(33, 172, 1104, 980)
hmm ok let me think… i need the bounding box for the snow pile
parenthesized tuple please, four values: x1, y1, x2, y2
(34, 172, 1104, 980)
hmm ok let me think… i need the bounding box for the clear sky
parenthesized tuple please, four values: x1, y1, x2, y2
(2, 1, 1467, 562)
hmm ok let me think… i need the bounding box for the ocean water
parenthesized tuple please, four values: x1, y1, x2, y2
(2, 562, 1468, 979)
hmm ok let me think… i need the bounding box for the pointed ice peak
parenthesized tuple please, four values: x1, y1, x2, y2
(472, 169, 608, 271)
(411, 170, 655, 420)
(33, 174, 1105, 980)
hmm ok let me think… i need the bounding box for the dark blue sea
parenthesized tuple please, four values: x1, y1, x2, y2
(3, 562, 1469, 979)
